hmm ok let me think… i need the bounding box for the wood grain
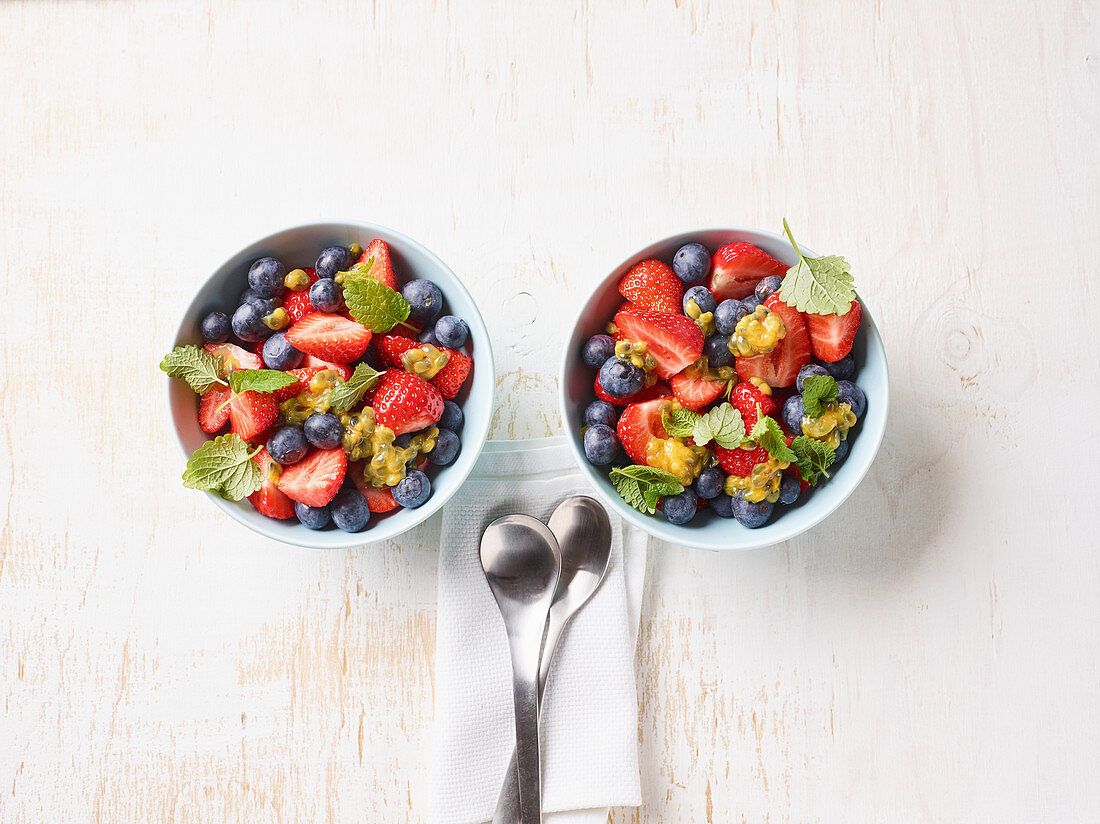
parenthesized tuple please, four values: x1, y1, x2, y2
(2, 0, 1098, 821)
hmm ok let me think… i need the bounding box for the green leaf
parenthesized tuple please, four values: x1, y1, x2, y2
(344, 255, 376, 277)
(609, 465, 685, 515)
(227, 369, 297, 395)
(662, 408, 701, 439)
(790, 435, 836, 485)
(691, 402, 745, 449)
(341, 275, 410, 332)
(182, 434, 263, 501)
(328, 362, 385, 411)
(777, 219, 857, 315)
(749, 409, 796, 463)
(159, 345, 226, 394)
(802, 374, 839, 418)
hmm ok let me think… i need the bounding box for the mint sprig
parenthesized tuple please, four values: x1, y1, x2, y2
(790, 435, 835, 485)
(341, 275, 410, 332)
(609, 465, 684, 515)
(777, 219, 857, 315)
(801, 374, 839, 418)
(160, 345, 226, 394)
(748, 407, 796, 463)
(182, 434, 263, 501)
(328, 362, 385, 411)
(227, 369, 297, 395)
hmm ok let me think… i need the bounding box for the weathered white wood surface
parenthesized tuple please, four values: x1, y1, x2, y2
(2, 0, 1097, 821)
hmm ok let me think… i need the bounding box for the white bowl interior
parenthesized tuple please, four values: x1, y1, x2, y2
(167, 221, 495, 549)
(559, 227, 889, 551)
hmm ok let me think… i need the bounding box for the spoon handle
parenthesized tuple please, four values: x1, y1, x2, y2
(508, 639, 543, 824)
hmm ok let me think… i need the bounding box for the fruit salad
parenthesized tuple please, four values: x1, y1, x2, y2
(579, 222, 867, 529)
(162, 240, 474, 533)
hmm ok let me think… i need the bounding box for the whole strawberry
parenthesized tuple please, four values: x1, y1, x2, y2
(372, 369, 445, 435)
(618, 259, 683, 314)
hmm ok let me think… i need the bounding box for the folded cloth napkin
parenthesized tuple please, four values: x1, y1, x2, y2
(429, 436, 648, 824)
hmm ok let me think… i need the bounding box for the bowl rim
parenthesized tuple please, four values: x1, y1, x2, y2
(557, 225, 890, 551)
(165, 219, 495, 549)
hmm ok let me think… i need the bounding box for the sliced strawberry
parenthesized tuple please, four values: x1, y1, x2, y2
(670, 370, 725, 412)
(616, 398, 672, 466)
(618, 259, 683, 314)
(803, 300, 862, 363)
(612, 305, 704, 380)
(372, 369, 445, 436)
(300, 354, 352, 381)
(204, 342, 262, 372)
(715, 443, 769, 476)
(709, 242, 788, 301)
(273, 366, 324, 401)
(247, 447, 296, 519)
(198, 384, 232, 433)
(350, 464, 401, 512)
(594, 377, 671, 407)
(729, 381, 777, 432)
(284, 290, 316, 325)
(284, 313, 372, 362)
(277, 447, 346, 507)
(376, 334, 419, 366)
(433, 350, 472, 399)
(227, 390, 279, 441)
(352, 239, 398, 290)
(734, 294, 811, 388)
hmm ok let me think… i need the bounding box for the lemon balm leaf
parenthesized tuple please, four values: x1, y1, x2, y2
(182, 434, 263, 501)
(777, 219, 857, 315)
(790, 435, 835, 485)
(691, 402, 745, 449)
(662, 408, 701, 439)
(160, 345, 226, 394)
(227, 369, 297, 395)
(329, 362, 385, 411)
(342, 276, 410, 332)
(609, 465, 685, 515)
(801, 374, 839, 418)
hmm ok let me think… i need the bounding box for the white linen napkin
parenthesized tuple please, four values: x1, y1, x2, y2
(429, 436, 648, 824)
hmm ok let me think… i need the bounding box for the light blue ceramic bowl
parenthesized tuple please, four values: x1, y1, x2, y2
(166, 221, 495, 549)
(559, 227, 889, 551)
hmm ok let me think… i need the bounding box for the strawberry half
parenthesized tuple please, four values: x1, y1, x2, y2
(616, 398, 671, 466)
(803, 300, 862, 363)
(376, 334, 473, 400)
(277, 447, 347, 507)
(247, 447, 296, 519)
(734, 294, 811, 388)
(730, 380, 777, 432)
(715, 443, 769, 476)
(353, 239, 398, 290)
(198, 384, 233, 433)
(372, 369, 444, 436)
(670, 370, 725, 412)
(594, 377, 671, 407)
(618, 259, 683, 314)
(285, 313, 372, 362)
(612, 305, 704, 380)
(300, 354, 352, 381)
(350, 465, 401, 512)
(227, 390, 279, 441)
(273, 366, 325, 401)
(709, 242, 789, 301)
(284, 290, 316, 325)
(204, 342, 262, 372)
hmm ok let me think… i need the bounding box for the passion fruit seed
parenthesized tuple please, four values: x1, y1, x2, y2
(347, 242, 363, 258)
(400, 344, 450, 379)
(725, 454, 790, 503)
(685, 299, 717, 337)
(801, 401, 857, 449)
(262, 307, 289, 331)
(284, 268, 311, 291)
(729, 305, 786, 357)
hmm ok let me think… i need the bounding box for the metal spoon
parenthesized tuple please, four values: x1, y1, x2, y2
(492, 496, 613, 824)
(481, 515, 562, 824)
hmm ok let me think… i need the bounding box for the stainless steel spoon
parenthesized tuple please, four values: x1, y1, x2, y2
(492, 496, 613, 824)
(481, 515, 562, 824)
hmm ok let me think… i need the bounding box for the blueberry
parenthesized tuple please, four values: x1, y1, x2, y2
(662, 489, 698, 525)
(796, 364, 829, 392)
(703, 334, 733, 368)
(438, 400, 463, 432)
(821, 352, 856, 381)
(403, 280, 444, 325)
(672, 242, 710, 283)
(239, 287, 266, 306)
(782, 395, 806, 435)
(710, 494, 736, 518)
(598, 357, 645, 398)
(392, 469, 431, 508)
(262, 332, 303, 370)
(742, 295, 762, 313)
(832, 438, 850, 468)
(582, 334, 616, 369)
(309, 278, 341, 312)
(267, 425, 308, 465)
(694, 465, 726, 500)
(330, 487, 371, 532)
(583, 423, 619, 465)
(239, 289, 276, 315)
(731, 495, 772, 528)
(683, 285, 717, 315)
(303, 412, 343, 449)
(232, 302, 273, 342)
(434, 315, 469, 349)
(584, 400, 618, 429)
(837, 380, 866, 418)
(247, 257, 287, 298)
(714, 300, 748, 336)
(315, 245, 351, 279)
(295, 501, 331, 530)
(419, 326, 442, 347)
(430, 428, 461, 466)
(200, 311, 230, 343)
(393, 433, 413, 449)
(778, 475, 801, 505)
(755, 275, 783, 302)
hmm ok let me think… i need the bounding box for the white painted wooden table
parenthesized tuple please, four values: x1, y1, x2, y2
(2, 1, 1097, 821)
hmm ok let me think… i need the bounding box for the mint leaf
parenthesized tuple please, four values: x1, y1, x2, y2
(802, 374, 839, 418)
(341, 275, 410, 332)
(777, 219, 857, 315)
(790, 435, 835, 485)
(609, 465, 685, 515)
(749, 409, 796, 463)
(662, 408, 701, 439)
(328, 362, 385, 411)
(227, 369, 297, 395)
(160, 345, 226, 394)
(346, 255, 376, 276)
(182, 434, 263, 501)
(691, 402, 745, 449)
